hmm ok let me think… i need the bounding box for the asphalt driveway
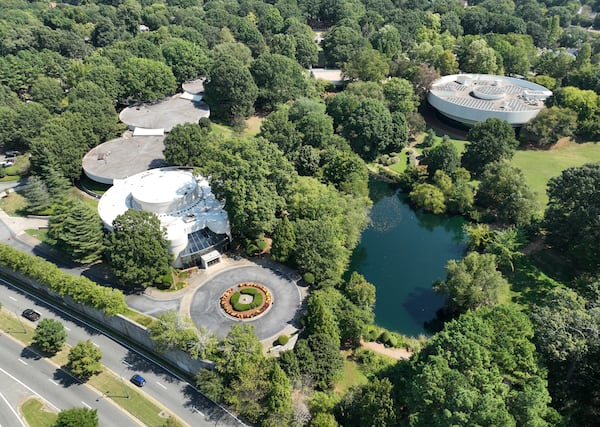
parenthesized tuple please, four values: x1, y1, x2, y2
(189, 265, 302, 340)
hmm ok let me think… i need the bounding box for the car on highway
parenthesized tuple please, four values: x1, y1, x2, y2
(130, 374, 146, 387)
(21, 309, 41, 321)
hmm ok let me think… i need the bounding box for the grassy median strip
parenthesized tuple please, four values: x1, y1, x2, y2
(0, 309, 36, 344)
(21, 397, 57, 427)
(88, 373, 168, 426)
(0, 308, 182, 427)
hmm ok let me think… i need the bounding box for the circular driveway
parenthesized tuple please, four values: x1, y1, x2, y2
(190, 266, 302, 340)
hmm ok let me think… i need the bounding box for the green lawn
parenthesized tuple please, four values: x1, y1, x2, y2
(21, 397, 57, 427)
(511, 141, 600, 206)
(388, 151, 408, 173)
(26, 228, 49, 243)
(88, 372, 169, 427)
(124, 308, 155, 327)
(507, 254, 568, 310)
(334, 357, 368, 396)
(0, 309, 37, 344)
(0, 191, 28, 216)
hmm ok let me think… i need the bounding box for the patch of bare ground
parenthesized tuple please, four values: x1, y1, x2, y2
(550, 136, 572, 150)
(244, 115, 264, 135)
(360, 340, 413, 360)
(522, 236, 547, 255)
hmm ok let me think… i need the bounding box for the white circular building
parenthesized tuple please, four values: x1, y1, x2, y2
(427, 74, 552, 126)
(98, 167, 230, 268)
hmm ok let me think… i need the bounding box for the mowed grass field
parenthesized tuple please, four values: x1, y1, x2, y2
(512, 141, 600, 206)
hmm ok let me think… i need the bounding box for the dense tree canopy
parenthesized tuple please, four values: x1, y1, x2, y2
(55, 408, 98, 427)
(251, 53, 310, 110)
(402, 305, 557, 426)
(544, 163, 600, 273)
(434, 252, 510, 315)
(3, 1, 600, 424)
(48, 199, 104, 264)
(476, 161, 540, 226)
(204, 55, 258, 123)
(67, 340, 102, 380)
(105, 209, 171, 288)
(462, 118, 518, 176)
(118, 57, 177, 103)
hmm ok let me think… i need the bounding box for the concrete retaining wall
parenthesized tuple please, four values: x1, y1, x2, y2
(0, 267, 214, 375)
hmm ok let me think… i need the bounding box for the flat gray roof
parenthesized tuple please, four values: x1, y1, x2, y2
(182, 78, 205, 95)
(119, 94, 210, 132)
(82, 135, 166, 183)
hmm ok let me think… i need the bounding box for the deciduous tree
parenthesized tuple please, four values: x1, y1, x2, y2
(204, 56, 258, 123)
(55, 407, 98, 427)
(67, 340, 102, 380)
(33, 318, 67, 354)
(544, 163, 600, 272)
(105, 209, 171, 288)
(119, 57, 177, 103)
(433, 252, 510, 315)
(476, 161, 539, 226)
(462, 118, 518, 176)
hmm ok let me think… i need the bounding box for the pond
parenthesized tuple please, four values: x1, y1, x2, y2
(348, 179, 467, 337)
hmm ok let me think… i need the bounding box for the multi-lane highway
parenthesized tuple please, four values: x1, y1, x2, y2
(0, 334, 140, 427)
(0, 277, 245, 427)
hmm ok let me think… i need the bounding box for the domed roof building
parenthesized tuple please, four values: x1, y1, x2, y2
(428, 74, 552, 126)
(98, 167, 230, 268)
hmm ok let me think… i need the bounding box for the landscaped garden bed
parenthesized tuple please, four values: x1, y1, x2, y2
(220, 282, 272, 319)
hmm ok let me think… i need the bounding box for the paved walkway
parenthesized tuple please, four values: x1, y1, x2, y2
(0, 208, 48, 243)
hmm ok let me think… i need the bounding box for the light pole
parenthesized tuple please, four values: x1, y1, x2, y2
(121, 370, 130, 399)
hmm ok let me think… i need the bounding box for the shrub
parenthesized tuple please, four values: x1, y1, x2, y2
(303, 272, 315, 285)
(277, 335, 289, 346)
(256, 238, 268, 251)
(364, 325, 381, 342)
(156, 270, 174, 288)
(198, 117, 212, 129)
(251, 292, 264, 308)
(378, 331, 399, 347)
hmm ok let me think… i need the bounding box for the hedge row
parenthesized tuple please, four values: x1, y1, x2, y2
(0, 244, 127, 316)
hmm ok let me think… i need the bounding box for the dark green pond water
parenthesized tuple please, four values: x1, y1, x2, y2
(348, 179, 467, 337)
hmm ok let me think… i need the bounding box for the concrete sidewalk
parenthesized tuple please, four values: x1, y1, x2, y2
(0, 208, 48, 237)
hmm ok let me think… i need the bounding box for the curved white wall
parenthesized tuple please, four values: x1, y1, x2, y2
(428, 74, 552, 126)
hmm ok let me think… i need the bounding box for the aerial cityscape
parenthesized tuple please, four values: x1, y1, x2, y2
(1, 0, 599, 426)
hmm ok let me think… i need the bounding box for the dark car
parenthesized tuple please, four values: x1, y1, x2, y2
(130, 374, 146, 387)
(22, 309, 41, 321)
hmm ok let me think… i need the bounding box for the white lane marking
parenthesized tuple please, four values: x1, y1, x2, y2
(0, 391, 27, 427)
(92, 342, 99, 347)
(0, 277, 249, 426)
(48, 379, 59, 386)
(156, 382, 167, 390)
(193, 407, 204, 416)
(64, 326, 71, 331)
(8, 296, 17, 301)
(122, 361, 132, 368)
(0, 368, 59, 411)
(81, 401, 92, 409)
(17, 359, 27, 366)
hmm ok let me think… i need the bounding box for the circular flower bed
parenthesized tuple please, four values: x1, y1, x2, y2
(220, 282, 272, 320)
